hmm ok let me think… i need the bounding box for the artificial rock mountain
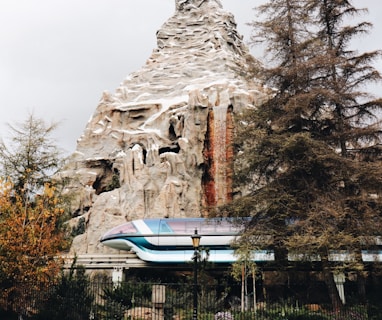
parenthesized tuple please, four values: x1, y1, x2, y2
(61, 0, 268, 254)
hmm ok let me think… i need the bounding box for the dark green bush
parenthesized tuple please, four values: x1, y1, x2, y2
(96, 281, 152, 320)
(0, 308, 18, 320)
(32, 266, 94, 320)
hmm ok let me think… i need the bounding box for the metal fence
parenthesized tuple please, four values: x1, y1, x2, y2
(0, 281, 381, 320)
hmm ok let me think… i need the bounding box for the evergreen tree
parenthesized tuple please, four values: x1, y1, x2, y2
(0, 113, 65, 197)
(34, 265, 94, 320)
(228, 0, 382, 307)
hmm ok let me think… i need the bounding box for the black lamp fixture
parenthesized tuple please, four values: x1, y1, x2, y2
(191, 228, 201, 249)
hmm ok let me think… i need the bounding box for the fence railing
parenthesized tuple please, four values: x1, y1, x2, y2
(0, 281, 381, 320)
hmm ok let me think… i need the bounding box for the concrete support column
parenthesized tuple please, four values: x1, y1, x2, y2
(112, 266, 125, 286)
(334, 272, 346, 305)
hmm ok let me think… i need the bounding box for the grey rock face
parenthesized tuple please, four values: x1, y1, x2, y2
(60, 0, 267, 254)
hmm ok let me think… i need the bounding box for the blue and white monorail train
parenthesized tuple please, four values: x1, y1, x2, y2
(100, 217, 274, 263)
(100, 217, 382, 264)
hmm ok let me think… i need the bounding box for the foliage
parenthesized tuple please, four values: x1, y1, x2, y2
(0, 279, 377, 320)
(229, 304, 368, 320)
(103, 281, 152, 308)
(0, 308, 18, 320)
(231, 241, 259, 313)
(70, 216, 86, 237)
(0, 114, 70, 316)
(98, 281, 152, 320)
(231, 241, 258, 281)
(0, 113, 65, 196)
(33, 264, 94, 320)
(0, 182, 68, 282)
(227, 0, 382, 308)
(0, 180, 69, 315)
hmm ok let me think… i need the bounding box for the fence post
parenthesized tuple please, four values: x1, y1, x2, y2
(152, 285, 166, 320)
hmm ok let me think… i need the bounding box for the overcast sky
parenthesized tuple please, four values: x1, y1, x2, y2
(0, 0, 381, 155)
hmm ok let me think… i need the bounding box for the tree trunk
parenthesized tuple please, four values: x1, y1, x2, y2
(252, 266, 257, 314)
(241, 265, 245, 312)
(353, 250, 366, 303)
(274, 246, 289, 267)
(321, 254, 343, 309)
(357, 274, 366, 303)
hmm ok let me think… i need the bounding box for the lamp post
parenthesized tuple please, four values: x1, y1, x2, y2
(191, 229, 201, 320)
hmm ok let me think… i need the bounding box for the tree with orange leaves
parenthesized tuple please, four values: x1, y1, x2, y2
(0, 180, 69, 317)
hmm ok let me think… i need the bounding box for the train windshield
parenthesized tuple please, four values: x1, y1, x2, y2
(102, 222, 138, 238)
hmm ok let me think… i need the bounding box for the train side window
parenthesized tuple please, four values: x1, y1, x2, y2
(160, 221, 172, 233)
(167, 221, 186, 233)
(186, 221, 202, 234)
(201, 223, 216, 234)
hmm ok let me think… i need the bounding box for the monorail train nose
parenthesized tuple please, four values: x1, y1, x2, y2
(100, 221, 139, 251)
(100, 237, 133, 251)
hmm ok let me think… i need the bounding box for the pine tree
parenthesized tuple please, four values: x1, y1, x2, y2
(229, 0, 382, 307)
(35, 265, 94, 320)
(0, 113, 64, 197)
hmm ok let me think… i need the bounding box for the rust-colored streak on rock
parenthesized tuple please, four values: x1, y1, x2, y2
(202, 109, 216, 209)
(202, 106, 233, 209)
(225, 107, 234, 203)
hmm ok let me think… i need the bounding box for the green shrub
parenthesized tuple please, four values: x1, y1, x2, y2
(97, 281, 152, 320)
(33, 266, 94, 320)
